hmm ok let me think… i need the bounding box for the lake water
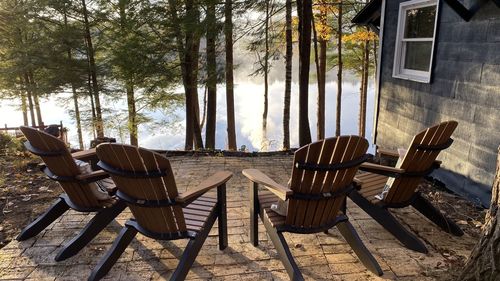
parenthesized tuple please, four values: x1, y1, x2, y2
(0, 46, 375, 152)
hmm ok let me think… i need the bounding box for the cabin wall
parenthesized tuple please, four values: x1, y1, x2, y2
(376, 0, 500, 206)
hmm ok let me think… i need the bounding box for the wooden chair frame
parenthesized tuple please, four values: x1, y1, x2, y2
(349, 121, 463, 253)
(17, 126, 126, 261)
(244, 136, 383, 280)
(89, 144, 232, 281)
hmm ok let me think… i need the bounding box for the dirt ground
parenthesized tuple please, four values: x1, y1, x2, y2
(0, 154, 60, 249)
(417, 182, 486, 280)
(0, 153, 488, 279)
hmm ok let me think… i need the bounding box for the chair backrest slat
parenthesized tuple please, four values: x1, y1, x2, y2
(384, 121, 458, 204)
(96, 143, 186, 234)
(285, 136, 369, 229)
(315, 137, 351, 226)
(20, 126, 100, 208)
(291, 140, 324, 226)
(286, 147, 308, 225)
(322, 137, 368, 225)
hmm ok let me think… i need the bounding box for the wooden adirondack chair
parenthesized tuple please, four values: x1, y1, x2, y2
(89, 143, 232, 281)
(349, 121, 463, 254)
(243, 136, 383, 280)
(17, 126, 126, 261)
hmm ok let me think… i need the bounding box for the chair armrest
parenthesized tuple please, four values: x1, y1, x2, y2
(377, 147, 399, 158)
(71, 148, 97, 162)
(75, 169, 110, 183)
(353, 177, 363, 186)
(242, 169, 292, 201)
(359, 162, 405, 178)
(176, 171, 233, 204)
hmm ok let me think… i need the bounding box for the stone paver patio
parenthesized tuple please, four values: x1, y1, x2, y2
(0, 155, 476, 280)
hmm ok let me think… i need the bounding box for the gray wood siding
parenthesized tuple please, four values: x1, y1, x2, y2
(377, 0, 500, 206)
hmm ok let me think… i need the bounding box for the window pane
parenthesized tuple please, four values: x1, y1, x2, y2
(404, 41, 432, 71)
(404, 5, 436, 38)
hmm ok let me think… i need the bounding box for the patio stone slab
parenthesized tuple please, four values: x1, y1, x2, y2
(0, 155, 477, 280)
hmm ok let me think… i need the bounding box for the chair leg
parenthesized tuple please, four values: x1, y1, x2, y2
(17, 197, 70, 241)
(88, 224, 137, 281)
(171, 221, 214, 280)
(56, 200, 127, 261)
(411, 192, 464, 236)
(349, 191, 428, 253)
(249, 182, 259, 247)
(262, 216, 303, 281)
(336, 220, 383, 276)
(217, 184, 228, 250)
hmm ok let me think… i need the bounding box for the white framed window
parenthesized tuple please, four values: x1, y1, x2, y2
(393, 0, 439, 83)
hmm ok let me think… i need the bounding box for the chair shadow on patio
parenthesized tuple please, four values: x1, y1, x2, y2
(0, 153, 480, 281)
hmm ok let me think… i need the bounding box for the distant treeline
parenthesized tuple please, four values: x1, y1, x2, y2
(0, 0, 377, 150)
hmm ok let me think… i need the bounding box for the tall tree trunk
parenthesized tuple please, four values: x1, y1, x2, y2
(225, 0, 237, 151)
(167, 0, 192, 149)
(26, 91, 36, 127)
(335, 1, 343, 137)
(283, 0, 292, 150)
(126, 83, 138, 146)
(359, 40, 369, 137)
(32, 92, 43, 128)
(460, 147, 500, 280)
(184, 51, 195, 150)
(169, 0, 203, 150)
(318, 2, 327, 139)
(200, 87, 207, 130)
(359, 59, 366, 137)
(118, 0, 138, 147)
(18, 33, 36, 127)
(191, 30, 204, 150)
(168, 0, 195, 150)
(87, 72, 97, 139)
(262, 0, 270, 134)
(18, 76, 29, 126)
(205, 0, 217, 150)
(64, 10, 84, 149)
(71, 83, 84, 149)
(82, 0, 104, 138)
(297, 0, 312, 146)
(319, 39, 326, 138)
(20, 91, 28, 126)
(23, 73, 36, 127)
(312, 16, 323, 141)
(28, 72, 43, 128)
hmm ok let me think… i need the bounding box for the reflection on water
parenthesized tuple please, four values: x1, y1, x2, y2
(0, 77, 374, 152)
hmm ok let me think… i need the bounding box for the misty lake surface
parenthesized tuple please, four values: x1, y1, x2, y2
(0, 46, 375, 152)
